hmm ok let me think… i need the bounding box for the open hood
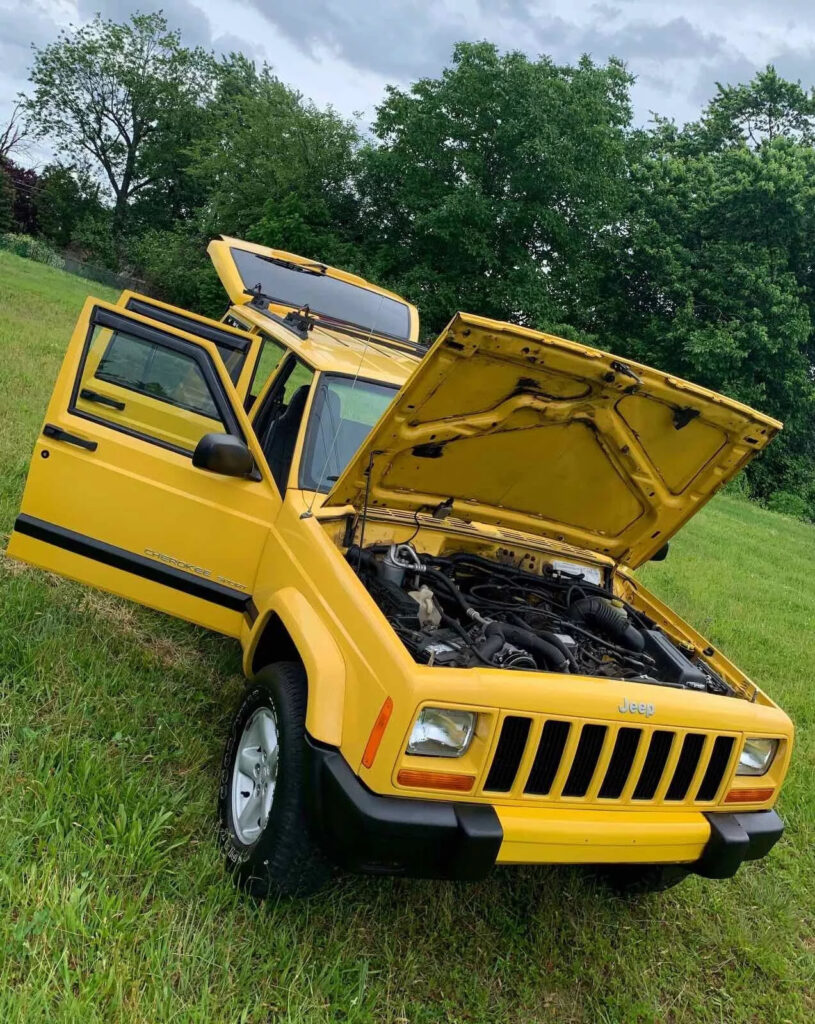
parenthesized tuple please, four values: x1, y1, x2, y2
(324, 313, 781, 568)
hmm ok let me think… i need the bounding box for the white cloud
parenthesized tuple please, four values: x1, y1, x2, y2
(3, 0, 815, 169)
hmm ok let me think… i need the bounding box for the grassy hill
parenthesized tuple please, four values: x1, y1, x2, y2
(0, 250, 812, 1023)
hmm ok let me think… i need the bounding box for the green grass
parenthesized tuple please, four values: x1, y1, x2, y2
(0, 249, 813, 1023)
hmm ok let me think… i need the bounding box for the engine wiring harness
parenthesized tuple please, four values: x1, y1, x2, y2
(350, 543, 734, 695)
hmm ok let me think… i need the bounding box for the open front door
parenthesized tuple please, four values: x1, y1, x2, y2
(116, 290, 261, 404)
(7, 298, 279, 637)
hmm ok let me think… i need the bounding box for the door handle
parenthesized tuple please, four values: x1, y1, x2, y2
(42, 424, 98, 451)
(80, 388, 125, 411)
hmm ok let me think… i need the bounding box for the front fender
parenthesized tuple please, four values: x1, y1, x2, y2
(245, 587, 346, 746)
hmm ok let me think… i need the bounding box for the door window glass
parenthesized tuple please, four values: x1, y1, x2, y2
(73, 310, 232, 455)
(96, 332, 220, 418)
(123, 296, 250, 383)
(249, 335, 287, 399)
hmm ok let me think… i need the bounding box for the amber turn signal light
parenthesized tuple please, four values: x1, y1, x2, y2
(361, 697, 393, 769)
(724, 787, 775, 804)
(397, 768, 475, 792)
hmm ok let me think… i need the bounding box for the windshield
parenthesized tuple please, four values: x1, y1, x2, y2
(230, 248, 411, 341)
(299, 375, 398, 492)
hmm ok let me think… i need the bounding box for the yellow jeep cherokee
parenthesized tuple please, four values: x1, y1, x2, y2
(8, 237, 793, 897)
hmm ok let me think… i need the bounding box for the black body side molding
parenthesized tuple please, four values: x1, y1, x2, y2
(13, 514, 252, 613)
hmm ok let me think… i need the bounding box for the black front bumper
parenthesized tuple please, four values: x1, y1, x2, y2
(305, 737, 783, 881)
(694, 809, 785, 879)
(305, 736, 503, 879)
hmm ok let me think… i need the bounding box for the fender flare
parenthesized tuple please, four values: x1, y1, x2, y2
(246, 587, 346, 746)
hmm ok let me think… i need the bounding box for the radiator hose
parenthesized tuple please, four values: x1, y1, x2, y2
(568, 597, 645, 652)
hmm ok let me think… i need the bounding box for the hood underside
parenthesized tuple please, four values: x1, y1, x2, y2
(324, 313, 781, 567)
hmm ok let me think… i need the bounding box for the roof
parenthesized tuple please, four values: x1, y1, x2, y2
(231, 302, 421, 386)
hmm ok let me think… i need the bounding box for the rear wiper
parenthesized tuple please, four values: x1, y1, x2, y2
(253, 254, 326, 276)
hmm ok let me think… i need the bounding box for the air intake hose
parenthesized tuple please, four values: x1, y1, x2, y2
(569, 597, 645, 652)
(482, 621, 569, 672)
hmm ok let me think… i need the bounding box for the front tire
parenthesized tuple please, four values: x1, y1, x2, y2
(218, 662, 330, 898)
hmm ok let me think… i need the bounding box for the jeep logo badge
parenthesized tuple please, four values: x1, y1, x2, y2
(619, 697, 655, 717)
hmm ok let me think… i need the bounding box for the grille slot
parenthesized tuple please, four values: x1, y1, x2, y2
(562, 724, 607, 797)
(479, 717, 735, 808)
(598, 728, 642, 799)
(632, 731, 674, 800)
(484, 716, 531, 792)
(696, 735, 735, 801)
(525, 720, 571, 795)
(666, 733, 706, 800)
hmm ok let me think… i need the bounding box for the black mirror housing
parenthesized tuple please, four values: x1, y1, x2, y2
(650, 542, 670, 562)
(193, 433, 254, 478)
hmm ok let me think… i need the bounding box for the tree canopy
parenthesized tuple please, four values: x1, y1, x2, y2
(24, 13, 214, 233)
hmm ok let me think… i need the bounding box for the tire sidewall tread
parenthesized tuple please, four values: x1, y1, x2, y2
(218, 662, 329, 898)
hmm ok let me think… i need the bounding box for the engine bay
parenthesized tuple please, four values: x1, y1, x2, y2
(349, 542, 736, 696)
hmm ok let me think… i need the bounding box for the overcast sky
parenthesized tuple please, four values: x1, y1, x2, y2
(3, 0, 815, 167)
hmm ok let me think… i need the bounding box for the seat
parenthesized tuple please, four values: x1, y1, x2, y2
(265, 385, 310, 491)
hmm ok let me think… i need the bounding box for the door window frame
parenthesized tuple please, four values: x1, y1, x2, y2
(69, 305, 246, 458)
(122, 295, 252, 384)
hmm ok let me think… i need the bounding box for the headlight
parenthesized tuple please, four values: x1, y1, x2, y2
(406, 708, 476, 758)
(737, 737, 778, 776)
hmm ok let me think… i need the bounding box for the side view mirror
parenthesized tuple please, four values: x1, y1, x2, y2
(193, 433, 254, 478)
(650, 543, 670, 562)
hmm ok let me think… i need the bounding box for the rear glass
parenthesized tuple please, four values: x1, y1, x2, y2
(230, 248, 411, 342)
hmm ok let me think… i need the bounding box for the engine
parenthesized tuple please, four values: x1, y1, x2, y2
(349, 542, 735, 696)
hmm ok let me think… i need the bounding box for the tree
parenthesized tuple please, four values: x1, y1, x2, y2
(357, 43, 633, 336)
(23, 12, 215, 235)
(701, 66, 815, 149)
(0, 160, 39, 234)
(600, 132, 815, 508)
(0, 167, 14, 232)
(34, 163, 101, 247)
(133, 55, 362, 313)
(0, 102, 30, 162)
(191, 55, 359, 243)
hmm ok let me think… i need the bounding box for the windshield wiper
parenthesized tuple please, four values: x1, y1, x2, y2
(242, 287, 312, 338)
(310, 310, 425, 354)
(308, 310, 369, 331)
(253, 253, 327, 276)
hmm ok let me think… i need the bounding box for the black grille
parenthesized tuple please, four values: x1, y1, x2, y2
(598, 728, 642, 799)
(666, 733, 706, 800)
(696, 735, 735, 801)
(525, 720, 571, 795)
(484, 716, 531, 792)
(632, 731, 674, 800)
(562, 725, 607, 797)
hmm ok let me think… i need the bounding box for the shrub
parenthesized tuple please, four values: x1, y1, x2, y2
(765, 490, 811, 521)
(0, 232, 64, 269)
(722, 472, 752, 500)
